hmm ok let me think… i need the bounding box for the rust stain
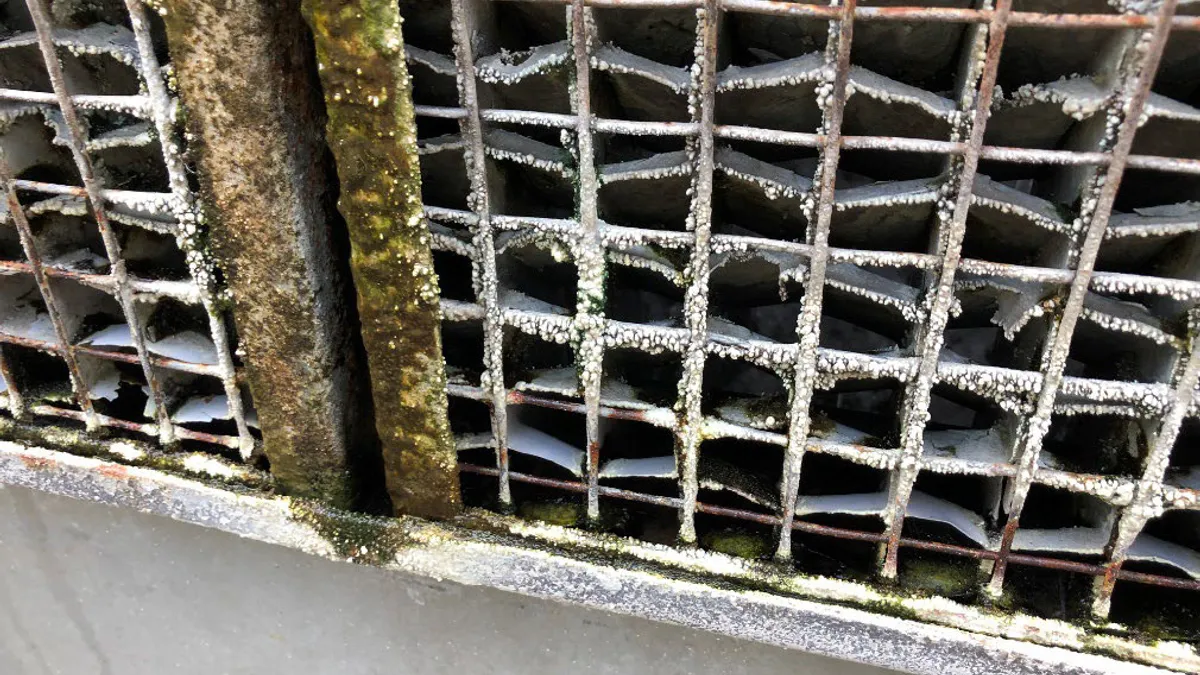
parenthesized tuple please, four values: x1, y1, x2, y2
(18, 455, 54, 470)
(97, 463, 129, 480)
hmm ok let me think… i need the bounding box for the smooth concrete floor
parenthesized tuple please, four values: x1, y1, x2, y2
(0, 483, 893, 675)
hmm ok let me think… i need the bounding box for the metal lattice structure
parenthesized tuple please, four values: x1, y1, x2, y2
(0, 0, 255, 459)
(402, 0, 1200, 630)
(4, 0, 1200, 669)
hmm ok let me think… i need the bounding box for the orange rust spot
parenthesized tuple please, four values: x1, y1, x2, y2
(19, 455, 54, 470)
(97, 463, 129, 480)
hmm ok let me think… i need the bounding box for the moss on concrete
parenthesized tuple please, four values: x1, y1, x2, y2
(519, 500, 584, 528)
(898, 554, 980, 599)
(290, 498, 412, 565)
(702, 528, 771, 560)
(159, 0, 375, 509)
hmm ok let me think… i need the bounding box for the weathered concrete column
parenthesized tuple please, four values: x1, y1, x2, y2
(159, 0, 375, 508)
(300, 0, 461, 518)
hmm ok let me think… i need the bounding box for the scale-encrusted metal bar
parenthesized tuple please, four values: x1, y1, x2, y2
(675, 0, 720, 545)
(26, 0, 175, 444)
(415, 105, 1200, 177)
(775, 0, 857, 562)
(123, 0, 254, 458)
(566, 0, 607, 523)
(0, 159, 98, 425)
(878, 0, 1013, 579)
(449, 0, 513, 507)
(1091, 320, 1200, 616)
(986, 0, 1181, 598)
(429, 206, 1200, 301)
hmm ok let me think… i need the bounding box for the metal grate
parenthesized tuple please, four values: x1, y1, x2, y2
(404, 0, 1200, 630)
(0, 0, 256, 461)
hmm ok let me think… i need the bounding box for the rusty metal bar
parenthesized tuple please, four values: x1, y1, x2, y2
(675, 0, 721, 545)
(449, 0, 513, 508)
(879, 0, 1013, 579)
(565, 0, 607, 525)
(25, 0, 176, 445)
(0, 161, 98, 426)
(429, 205, 1200, 301)
(775, 0, 857, 562)
(27, 402, 242, 449)
(0, 259, 200, 304)
(414, 106, 1200, 176)
(0, 323, 241, 381)
(1090, 317, 1200, 617)
(124, 0, 255, 459)
(489, 0, 1200, 31)
(0, 339, 22, 418)
(302, 0, 461, 518)
(452, 376, 1200, 502)
(459, 462, 1200, 592)
(986, 0, 1181, 598)
(439, 294, 1200, 426)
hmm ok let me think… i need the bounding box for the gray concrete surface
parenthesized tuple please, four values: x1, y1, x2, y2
(0, 484, 891, 675)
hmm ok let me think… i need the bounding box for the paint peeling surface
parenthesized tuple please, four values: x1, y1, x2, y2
(0, 0, 257, 464)
(400, 0, 1200, 661)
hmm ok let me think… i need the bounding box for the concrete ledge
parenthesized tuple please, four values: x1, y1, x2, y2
(0, 440, 1186, 675)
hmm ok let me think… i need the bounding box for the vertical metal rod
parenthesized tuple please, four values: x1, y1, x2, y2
(0, 340, 23, 417)
(774, 0, 858, 561)
(568, 1, 606, 523)
(25, 0, 175, 445)
(986, 0, 1180, 597)
(1090, 319, 1200, 617)
(450, 0, 512, 506)
(123, 0, 254, 457)
(676, 0, 720, 544)
(878, 0, 1013, 578)
(0, 160, 97, 425)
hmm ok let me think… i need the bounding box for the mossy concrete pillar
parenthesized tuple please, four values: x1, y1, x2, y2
(300, 0, 461, 518)
(158, 0, 378, 509)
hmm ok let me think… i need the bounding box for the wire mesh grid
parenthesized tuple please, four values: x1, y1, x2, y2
(0, 0, 257, 460)
(407, 0, 1200, 626)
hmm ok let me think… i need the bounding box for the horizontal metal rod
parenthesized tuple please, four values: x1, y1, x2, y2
(0, 330, 240, 381)
(489, 0, 1200, 31)
(28, 403, 245, 449)
(9, 179, 177, 210)
(460, 463, 1200, 592)
(413, 107, 1200, 176)
(0, 260, 202, 304)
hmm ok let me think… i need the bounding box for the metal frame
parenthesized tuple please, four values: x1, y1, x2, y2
(411, 0, 1200, 627)
(0, 0, 253, 454)
(3, 0, 1200, 670)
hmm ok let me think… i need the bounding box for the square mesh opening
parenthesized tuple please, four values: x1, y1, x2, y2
(0, 0, 257, 463)
(407, 0, 1200, 635)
